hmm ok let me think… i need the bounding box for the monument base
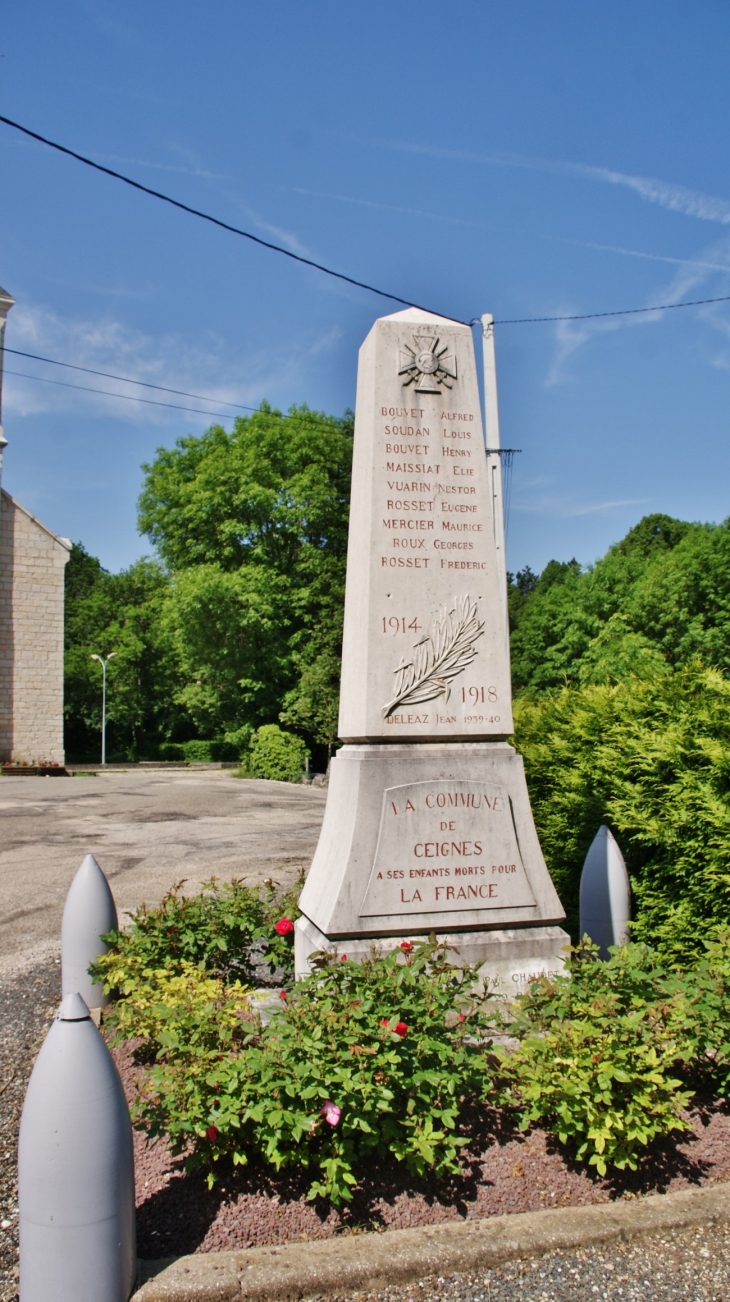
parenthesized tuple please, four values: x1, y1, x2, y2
(295, 915, 570, 994)
(298, 742, 566, 937)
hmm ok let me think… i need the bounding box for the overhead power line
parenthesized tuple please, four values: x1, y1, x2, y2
(0, 113, 458, 321)
(4, 355, 353, 433)
(3, 368, 242, 419)
(490, 294, 730, 325)
(3, 114, 730, 333)
(4, 346, 259, 411)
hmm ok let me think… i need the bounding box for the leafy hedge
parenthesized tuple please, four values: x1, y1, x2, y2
(501, 937, 730, 1174)
(514, 660, 730, 959)
(247, 724, 310, 782)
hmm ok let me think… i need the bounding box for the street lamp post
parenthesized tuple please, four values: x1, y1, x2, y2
(90, 653, 117, 767)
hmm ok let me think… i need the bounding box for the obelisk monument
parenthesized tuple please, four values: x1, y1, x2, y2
(295, 309, 568, 990)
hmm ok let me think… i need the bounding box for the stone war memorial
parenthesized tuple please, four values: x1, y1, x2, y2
(296, 308, 569, 991)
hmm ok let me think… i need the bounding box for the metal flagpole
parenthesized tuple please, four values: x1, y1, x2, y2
(481, 314, 510, 657)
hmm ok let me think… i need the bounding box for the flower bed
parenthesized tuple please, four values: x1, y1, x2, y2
(94, 885, 730, 1219)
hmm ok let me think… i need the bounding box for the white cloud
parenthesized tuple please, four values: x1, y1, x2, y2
(545, 316, 607, 387)
(285, 185, 493, 232)
(514, 495, 648, 518)
(549, 236, 730, 275)
(544, 233, 730, 384)
(569, 498, 649, 517)
(101, 154, 230, 183)
(309, 326, 343, 356)
(573, 163, 730, 225)
(1, 302, 301, 425)
(356, 133, 730, 229)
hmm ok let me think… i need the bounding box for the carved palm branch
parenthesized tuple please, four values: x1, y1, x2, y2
(382, 595, 485, 717)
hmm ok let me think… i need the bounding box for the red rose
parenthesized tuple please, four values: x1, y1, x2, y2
(341, 954, 347, 962)
(394, 1022, 408, 1037)
(274, 917, 294, 936)
(279, 990, 288, 1000)
(206, 1125, 219, 1142)
(400, 940, 413, 953)
(380, 1018, 389, 1027)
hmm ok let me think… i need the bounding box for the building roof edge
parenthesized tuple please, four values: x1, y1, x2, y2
(1, 489, 73, 550)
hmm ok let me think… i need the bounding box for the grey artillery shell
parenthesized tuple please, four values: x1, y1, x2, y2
(18, 992, 136, 1302)
(579, 824, 631, 957)
(62, 853, 118, 1009)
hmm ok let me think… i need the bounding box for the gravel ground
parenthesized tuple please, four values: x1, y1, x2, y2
(4, 959, 730, 1302)
(0, 957, 59, 1302)
(326, 1221, 730, 1301)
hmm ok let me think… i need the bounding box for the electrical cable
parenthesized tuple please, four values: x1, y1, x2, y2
(4, 115, 730, 331)
(4, 361, 355, 435)
(3, 346, 264, 411)
(2, 368, 244, 419)
(489, 294, 730, 325)
(2, 348, 354, 437)
(0, 113, 462, 323)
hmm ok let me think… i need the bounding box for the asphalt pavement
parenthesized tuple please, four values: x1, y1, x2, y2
(0, 769, 326, 978)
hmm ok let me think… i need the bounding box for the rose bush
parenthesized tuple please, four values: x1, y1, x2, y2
(134, 939, 500, 1203)
(92, 876, 300, 993)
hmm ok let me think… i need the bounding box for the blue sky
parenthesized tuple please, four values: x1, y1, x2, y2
(1, 0, 730, 575)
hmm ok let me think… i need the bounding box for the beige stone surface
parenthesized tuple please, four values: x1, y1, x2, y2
(132, 1182, 730, 1301)
(338, 308, 512, 744)
(299, 743, 565, 939)
(0, 489, 70, 765)
(295, 916, 569, 991)
(0, 769, 326, 978)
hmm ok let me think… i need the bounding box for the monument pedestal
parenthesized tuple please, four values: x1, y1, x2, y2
(295, 916, 568, 993)
(296, 742, 569, 988)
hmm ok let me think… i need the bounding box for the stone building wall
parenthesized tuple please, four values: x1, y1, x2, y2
(0, 490, 71, 763)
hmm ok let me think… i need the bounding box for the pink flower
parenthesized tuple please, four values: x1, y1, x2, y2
(400, 940, 413, 953)
(320, 1101, 341, 1126)
(206, 1125, 219, 1142)
(274, 917, 294, 936)
(458, 1013, 465, 1022)
(340, 954, 347, 962)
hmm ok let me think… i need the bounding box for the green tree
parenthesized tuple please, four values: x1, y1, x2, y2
(508, 514, 722, 693)
(64, 544, 185, 761)
(138, 404, 352, 576)
(168, 563, 293, 736)
(138, 405, 353, 750)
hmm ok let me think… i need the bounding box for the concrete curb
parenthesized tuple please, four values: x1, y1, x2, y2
(132, 1181, 730, 1301)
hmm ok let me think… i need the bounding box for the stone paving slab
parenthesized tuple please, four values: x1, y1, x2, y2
(132, 1182, 730, 1301)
